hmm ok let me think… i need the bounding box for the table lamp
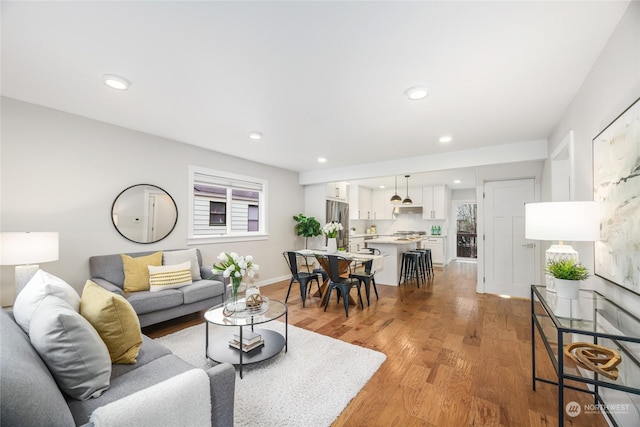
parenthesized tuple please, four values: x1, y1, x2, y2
(525, 202, 599, 292)
(0, 232, 59, 298)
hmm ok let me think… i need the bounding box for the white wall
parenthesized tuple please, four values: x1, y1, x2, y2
(0, 98, 305, 306)
(543, 4, 640, 423)
(544, 1, 640, 314)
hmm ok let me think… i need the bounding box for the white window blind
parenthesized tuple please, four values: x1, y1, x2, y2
(188, 166, 268, 243)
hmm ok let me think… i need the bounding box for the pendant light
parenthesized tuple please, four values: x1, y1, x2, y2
(402, 175, 413, 204)
(390, 176, 402, 204)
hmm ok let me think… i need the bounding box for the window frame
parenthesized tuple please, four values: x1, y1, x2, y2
(188, 165, 268, 245)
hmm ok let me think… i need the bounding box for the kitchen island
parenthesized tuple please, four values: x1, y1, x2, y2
(365, 237, 428, 286)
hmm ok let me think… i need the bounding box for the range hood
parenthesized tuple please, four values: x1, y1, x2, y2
(392, 205, 423, 215)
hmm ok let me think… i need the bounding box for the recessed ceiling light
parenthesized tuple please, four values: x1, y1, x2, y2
(404, 85, 428, 100)
(379, 185, 386, 189)
(453, 179, 461, 184)
(317, 157, 327, 163)
(439, 135, 452, 143)
(103, 74, 131, 91)
(248, 131, 262, 140)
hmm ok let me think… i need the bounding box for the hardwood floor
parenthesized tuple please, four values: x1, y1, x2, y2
(144, 261, 607, 426)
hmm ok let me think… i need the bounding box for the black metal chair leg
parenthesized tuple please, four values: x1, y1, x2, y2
(324, 286, 332, 312)
(299, 280, 307, 307)
(285, 278, 295, 303)
(342, 286, 350, 317)
(372, 277, 379, 300)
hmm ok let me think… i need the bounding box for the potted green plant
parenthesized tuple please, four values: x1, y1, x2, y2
(293, 213, 322, 249)
(546, 258, 589, 299)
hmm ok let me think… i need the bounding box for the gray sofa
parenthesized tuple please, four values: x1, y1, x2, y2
(89, 249, 225, 327)
(0, 309, 235, 426)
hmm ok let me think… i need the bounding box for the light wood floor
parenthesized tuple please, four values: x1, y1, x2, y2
(144, 261, 607, 426)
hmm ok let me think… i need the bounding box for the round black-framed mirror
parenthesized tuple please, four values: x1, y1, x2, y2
(111, 184, 178, 244)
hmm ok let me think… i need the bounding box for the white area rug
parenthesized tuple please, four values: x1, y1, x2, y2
(156, 321, 386, 427)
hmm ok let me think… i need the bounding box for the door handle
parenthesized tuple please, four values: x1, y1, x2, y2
(522, 243, 535, 249)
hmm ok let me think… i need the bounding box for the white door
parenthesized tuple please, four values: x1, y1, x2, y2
(483, 179, 536, 298)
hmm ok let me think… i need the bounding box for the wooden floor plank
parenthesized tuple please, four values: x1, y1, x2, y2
(143, 261, 609, 427)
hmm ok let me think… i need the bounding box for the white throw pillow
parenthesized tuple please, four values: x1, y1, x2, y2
(13, 269, 81, 335)
(148, 262, 193, 292)
(29, 295, 111, 401)
(162, 249, 202, 281)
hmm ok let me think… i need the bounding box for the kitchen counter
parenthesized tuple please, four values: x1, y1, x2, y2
(365, 239, 424, 285)
(365, 236, 429, 245)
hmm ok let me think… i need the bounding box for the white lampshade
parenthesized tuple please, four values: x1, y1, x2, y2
(0, 232, 59, 265)
(525, 202, 600, 242)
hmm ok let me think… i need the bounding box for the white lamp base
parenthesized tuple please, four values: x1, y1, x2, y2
(545, 244, 578, 292)
(15, 264, 39, 297)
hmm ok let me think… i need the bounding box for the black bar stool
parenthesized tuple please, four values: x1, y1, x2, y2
(399, 251, 424, 287)
(414, 248, 433, 280)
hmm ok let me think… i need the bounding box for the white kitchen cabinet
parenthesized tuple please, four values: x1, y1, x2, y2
(421, 236, 447, 265)
(326, 181, 347, 202)
(359, 187, 372, 220)
(422, 185, 447, 219)
(371, 190, 394, 220)
(348, 185, 372, 220)
(348, 185, 359, 220)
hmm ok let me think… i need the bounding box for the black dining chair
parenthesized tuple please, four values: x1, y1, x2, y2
(349, 247, 380, 305)
(319, 254, 364, 317)
(282, 251, 323, 307)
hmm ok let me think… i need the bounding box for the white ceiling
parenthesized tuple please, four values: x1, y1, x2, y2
(1, 1, 630, 189)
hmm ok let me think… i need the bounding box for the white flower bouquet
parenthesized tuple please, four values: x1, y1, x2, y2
(213, 252, 259, 304)
(322, 221, 343, 238)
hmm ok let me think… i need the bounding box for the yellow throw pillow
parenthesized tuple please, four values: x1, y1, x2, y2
(80, 280, 143, 364)
(121, 251, 162, 293)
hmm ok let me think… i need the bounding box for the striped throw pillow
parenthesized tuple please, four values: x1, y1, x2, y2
(148, 262, 193, 292)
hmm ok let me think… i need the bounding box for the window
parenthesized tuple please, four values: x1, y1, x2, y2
(188, 166, 268, 243)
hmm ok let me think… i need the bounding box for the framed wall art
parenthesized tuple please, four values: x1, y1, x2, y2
(593, 97, 640, 295)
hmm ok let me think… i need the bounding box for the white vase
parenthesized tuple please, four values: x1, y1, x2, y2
(555, 278, 580, 299)
(327, 237, 338, 254)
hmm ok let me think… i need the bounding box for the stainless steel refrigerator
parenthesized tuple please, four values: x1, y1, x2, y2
(326, 200, 349, 250)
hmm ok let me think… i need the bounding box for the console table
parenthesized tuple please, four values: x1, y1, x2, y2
(530, 285, 640, 426)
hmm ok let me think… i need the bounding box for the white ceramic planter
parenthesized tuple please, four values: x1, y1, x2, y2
(555, 278, 580, 299)
(327, 238, 338, 254)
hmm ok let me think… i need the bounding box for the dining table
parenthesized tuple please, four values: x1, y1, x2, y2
(294, 249, 385, 306)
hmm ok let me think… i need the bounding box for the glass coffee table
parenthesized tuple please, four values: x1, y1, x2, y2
(204, 297, 287, 378)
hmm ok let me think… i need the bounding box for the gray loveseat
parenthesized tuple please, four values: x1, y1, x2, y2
(89, 249, 225, 327)
(0, 309, 235, 426)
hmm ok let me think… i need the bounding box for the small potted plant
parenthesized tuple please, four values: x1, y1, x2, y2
(293, 213, 322, 249)
(546, 258, 589, 299)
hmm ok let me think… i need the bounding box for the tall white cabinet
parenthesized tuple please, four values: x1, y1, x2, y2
(422, 185, 447, 219)
(371, 190, 395, 220)
(349, 185, 372, 220)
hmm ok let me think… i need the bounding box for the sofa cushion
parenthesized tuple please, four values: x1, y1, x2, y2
(66, 354, 198, 426)
(125, 289, 183, 315)
(122, 251, 162, 293)
(110, 336, 172, 380)
(163, 248, 202, 280)
(30, 295, 112, 401)
(182, 279, 225, 305)
(0, 310, 75, 427)
(80, 280, 143, 364)
(148, 261, 193, 292)
(13, 269, 80, 335)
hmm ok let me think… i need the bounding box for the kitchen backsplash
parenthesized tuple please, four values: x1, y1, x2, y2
(351, 215, 447, 236)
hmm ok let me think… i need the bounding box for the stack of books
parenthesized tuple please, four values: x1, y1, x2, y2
(228, 330, 264, 352)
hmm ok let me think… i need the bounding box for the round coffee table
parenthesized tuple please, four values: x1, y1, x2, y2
(204, 298, 287, 378)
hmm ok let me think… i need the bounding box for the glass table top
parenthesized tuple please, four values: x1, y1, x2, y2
(204, 298, 287, 327)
